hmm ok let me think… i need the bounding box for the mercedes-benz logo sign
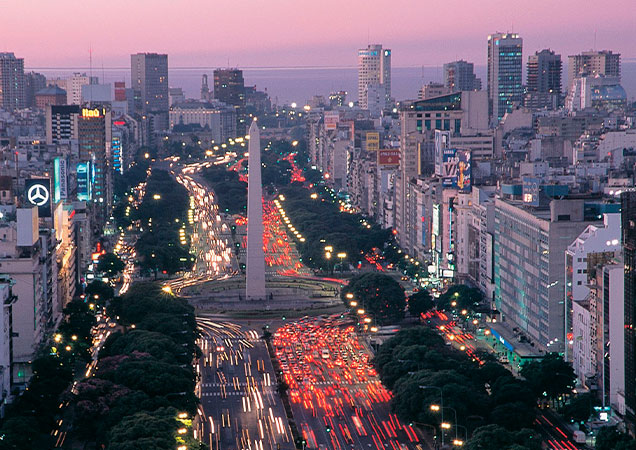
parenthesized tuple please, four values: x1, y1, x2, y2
(27, 184, 49, 207)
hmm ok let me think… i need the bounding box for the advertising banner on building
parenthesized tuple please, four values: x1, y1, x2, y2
(365, 131, 380, 152)
(378, 149, 400, 166)
(324, 112, 340, 130)
(77, 162, 92, 201)
(58, 158, 68, 200)
(441, 149, 471, 192)
(25, 178, 52, 217)
(522, 177, 540, 207)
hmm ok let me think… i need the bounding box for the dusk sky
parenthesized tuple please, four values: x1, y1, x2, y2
(2, 0, 636, 68)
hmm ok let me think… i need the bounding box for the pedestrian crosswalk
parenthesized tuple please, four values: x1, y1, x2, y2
(200, 389, 275, 397)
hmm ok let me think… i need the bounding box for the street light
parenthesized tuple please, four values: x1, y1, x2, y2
(420, 385, 445, 446)
(337, 252, 347, 273)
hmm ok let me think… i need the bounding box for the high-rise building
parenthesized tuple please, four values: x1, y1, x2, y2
(66, 73, 98, 105)
(78, 105, 112, 218)
(201, 74, 210, 101)
(46, 104, 80, 145)
(25, 71, 46, 108)
(568, 50, 620, 90)
(487, 33, 523, 123)
(0, 53, 25, 110)
(622, 191, 636, 429)
(443, 60, 481, 92)
(358, 44, 391, 110)
(525, 49, 562, 109)
(130, 53, 169, 115)
(213, 68, 246, 136)
(494, 198, 598, 353)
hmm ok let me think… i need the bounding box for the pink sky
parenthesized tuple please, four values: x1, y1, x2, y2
(2, 0, 635, 68)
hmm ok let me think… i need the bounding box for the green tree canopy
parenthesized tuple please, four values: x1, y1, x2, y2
(407, 290, 434, 317)
(341, 273, 405, 324)
(97, 252, 125, 277)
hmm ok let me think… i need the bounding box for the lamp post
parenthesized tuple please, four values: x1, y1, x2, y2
(420, 385, 444, 447)
(410, 421, 438, 449)
(324, 245, 333, 275)
(337, 252, 347, 273)
(437, 406, 459, 441)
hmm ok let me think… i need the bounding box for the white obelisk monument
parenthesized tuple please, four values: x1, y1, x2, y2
(246, 120, 266, 300)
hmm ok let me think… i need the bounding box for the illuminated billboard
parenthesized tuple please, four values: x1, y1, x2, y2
(77, 162, 92, 201)
(441, 149, 471, 192)
(25, 178, 52, 217)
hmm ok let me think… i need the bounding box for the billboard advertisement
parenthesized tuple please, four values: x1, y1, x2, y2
(58, 158, 68, 200)
(25, 178, 52, 217)
(441, 149, 471, 192)
(365, 132, 380, 152)
(324, 112, 340, 131)
(378, 149, 400, 166)
(77, 162, 92, 201)
(434, 130, 450, 176)
(522, 177, 540, 207)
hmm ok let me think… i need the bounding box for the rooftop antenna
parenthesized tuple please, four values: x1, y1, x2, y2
(594, 30, 597, 51)
(367, 27, 370, 46)
(89, 45, 93, 104)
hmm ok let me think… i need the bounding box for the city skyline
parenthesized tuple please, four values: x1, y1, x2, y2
(2, 0, 635, 69)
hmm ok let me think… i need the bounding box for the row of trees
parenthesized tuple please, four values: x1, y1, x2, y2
(374, 326, 580, 449)
(0, 297, 99, 448)
(135, 170, 193, 276)
(279, 185, 392, 271)
(201, 165, 247, 215)
(65, 282, 203, 449)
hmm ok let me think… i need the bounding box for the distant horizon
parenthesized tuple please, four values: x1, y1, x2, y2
(2, 0, 635, 68)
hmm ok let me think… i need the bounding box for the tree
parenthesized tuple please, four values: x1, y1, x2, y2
(107, 408, 179, 450)
(464, 425, 541, 450)
(97, 252, 125, 277)
(560, 392, 598, 424)
(520, 353, 575, 406)
(407, 290, 434, 317)
(100, 330, 194, 365)
(341, 273, 406, 324)
(85, 280, 115, 305)
(489, 402, 536, 430)
(437, 284, 484, 311)
(594, 426, 636, 450)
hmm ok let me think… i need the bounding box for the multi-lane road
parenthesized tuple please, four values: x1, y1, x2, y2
(195, 317, 294, 450)
(273, 315, 421, 450)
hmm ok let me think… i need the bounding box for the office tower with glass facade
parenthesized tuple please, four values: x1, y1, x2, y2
(487, 33, 523, 123)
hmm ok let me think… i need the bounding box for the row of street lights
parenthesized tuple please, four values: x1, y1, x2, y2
(419, 385, 468, 447)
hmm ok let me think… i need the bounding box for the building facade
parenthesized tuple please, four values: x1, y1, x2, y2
(487, 33, 523, 123)
(0, 53, 25, 110)
(444, 60, 482, 92)
(525, 49, 562, 110)
(358, 44, 391, 110)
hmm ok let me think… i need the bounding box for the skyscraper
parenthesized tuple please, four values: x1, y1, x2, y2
(568, 50, 621, 90)
(25, 71, 46, 108)
(130, 53, 169, 115)
(0, 52, 25, 110)
(487, 33, 523, 123)
(525, 49, 562, 109)
(443, 60, 481, 92)
(213, 68, 246, 136)
(357, 44, 391, 110)
(622, 191, 636, 429)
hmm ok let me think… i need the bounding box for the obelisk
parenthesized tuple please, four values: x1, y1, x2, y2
(246, 119, 266, 300)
